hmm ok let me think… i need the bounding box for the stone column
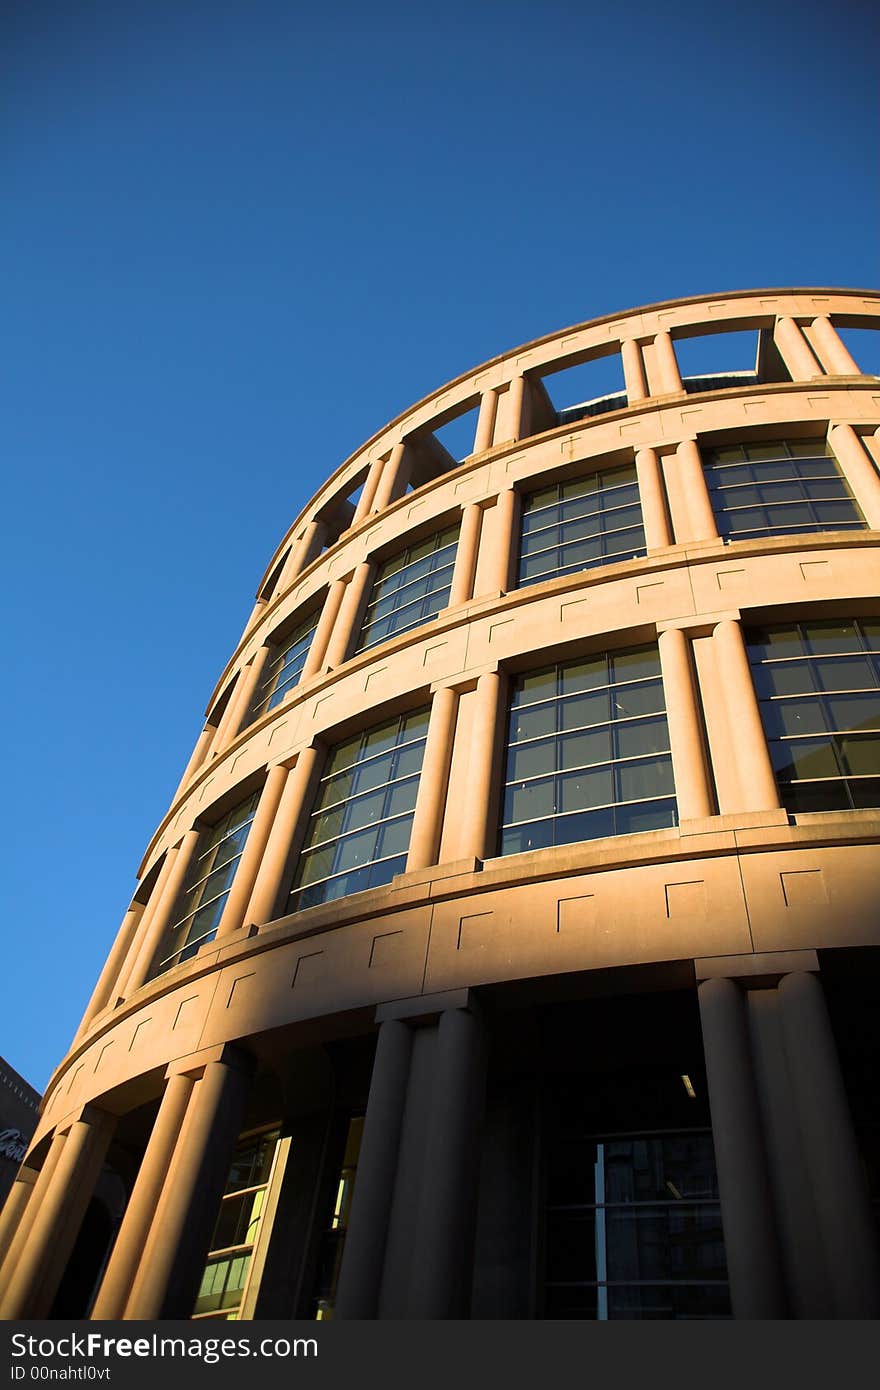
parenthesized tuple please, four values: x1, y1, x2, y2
(675, 439, 719, 542)
(323, 562, 374, 668)
(482, 489, 518, 595)
(634, 447, 673, 549)
(621, 338, 648, 403)
(90, 1073, 196, 1319)
(0, 1110, 115, 1319)
(408, 1006, 488, 1317)
(446, 503, 482, 608)
(458, 672, 503, 861)
(774, 316, 821, 380)
(506, 375, 527, 443)
(214, 763, 290, 939)
(828, 423, 880, 529)
(698, 978, 787, 1317)
(808, 317, 861, 375)
(244, 745, 325, 926)
(0, 1167, 37, 1274)
(124, 1053, 251, 1319)
(210, 676, 246, 754)
(214, 644, 273, 751)
(72, 905, 143, 1044)
(651, 330, 683, 394)
(778, 971, 880, 1317)
(334, 1020, 414, 1318)
(300, 578, 348, 682)
(0, 1134, 67, 1301)
(473, 389, 499, 453)
(658, 628, 713, 820)
(284, 518, 328, 584)
(118, 828, 203, 996)
(713, 620, 780, 813)
(406, 686, 458, 873)
(371, 443, 411, 513)
(171, 726, 215, 802)
(352, 458, 385, 526)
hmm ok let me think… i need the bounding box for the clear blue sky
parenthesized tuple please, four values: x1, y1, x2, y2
(2, 0, 877, 1090)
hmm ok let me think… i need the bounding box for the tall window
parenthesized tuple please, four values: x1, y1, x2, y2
(193, 1128, 280, 1320)
(355, 525, 459, 653)
(248, 611, 318, 725)
(517, 465, 645, 588)
(704, 439, 865, 542)
(155, 792, 259, 974)
(499, 646, 677, 856)
(313, 1115, 364, 1319)
(747, 618, 880, 814)
(289, 708, 430, 911)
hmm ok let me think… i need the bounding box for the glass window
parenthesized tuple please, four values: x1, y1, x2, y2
(289, 708, 430, 910)
(155, 792, 260, 975)
(248, 611, 319, 723)
(703, 439, 865, 542)
(747, 618, 880, 814)
(356, 525, 460, 653)
(543, 1132, 730, 1320)
(518, 465, 646, 588)
(312, 1115, 364, 1320)
(193, 1128, 280, 1320)
(499, 646, 678, 856)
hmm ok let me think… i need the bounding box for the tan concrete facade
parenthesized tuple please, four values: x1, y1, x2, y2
(2, 288, 880, 1320)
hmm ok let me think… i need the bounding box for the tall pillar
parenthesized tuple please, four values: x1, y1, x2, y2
(808, 317, 861, 375)
(634, 447, 673, 549)
(651, 330, 683, 394)
(621, 338, 648, 403)
(90, 1073, 196, 1319)
(371, 443, 411, 513)
(406, 686, 458, 873)
(446, 503, 482, 608)
(171, 725, 215, 803)
(284, 518, 328, 584)
(118, 828, 203, 996)
(300, 578, 347, 682)
(507, 375, 526, 443)
(777, 971, 880, 1317)
(0, 1132, 68, 1301)
(698, 978, 787, 1317)
(214, 763, 290, 939)
(214, 644, 273, 752)
(473, 389, 499, 453)
(323, 562, 373, 668)
(0, 1167, 37, 1273)
(713, 620, 780, 813)
(210, 676, 245, 754)
(334, 1020, 414, 1318)
(828, 423, 880, 529)
(244, 744, 325, 926)
(352, 457, 385, 526)
(408, 1006, 488, 1317)
(774, 316, 822, 380)
(482, 489, 518, 595)
(458, 672, 503, 861)
(658, 628, 713, 820)
(0, 1110, 115, 1319)
(124, 1053, 250, 1319)
(72, 905, 143, 1045)
(674, 439, 719, 542)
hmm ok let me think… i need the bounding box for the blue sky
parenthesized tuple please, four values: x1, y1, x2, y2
(2, 0, 877, 1090)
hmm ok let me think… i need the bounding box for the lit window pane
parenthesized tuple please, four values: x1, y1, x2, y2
(500, 646, 677, 854)
(289, 710, 429, 910)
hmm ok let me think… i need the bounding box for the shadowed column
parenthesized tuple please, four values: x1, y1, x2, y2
(698, 977, 787, 1317)
(334, 1020, 413, 1318)
(778, 970, 880, 1317)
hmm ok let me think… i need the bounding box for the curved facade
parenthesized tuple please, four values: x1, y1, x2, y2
(3, 288, 880, 1321)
